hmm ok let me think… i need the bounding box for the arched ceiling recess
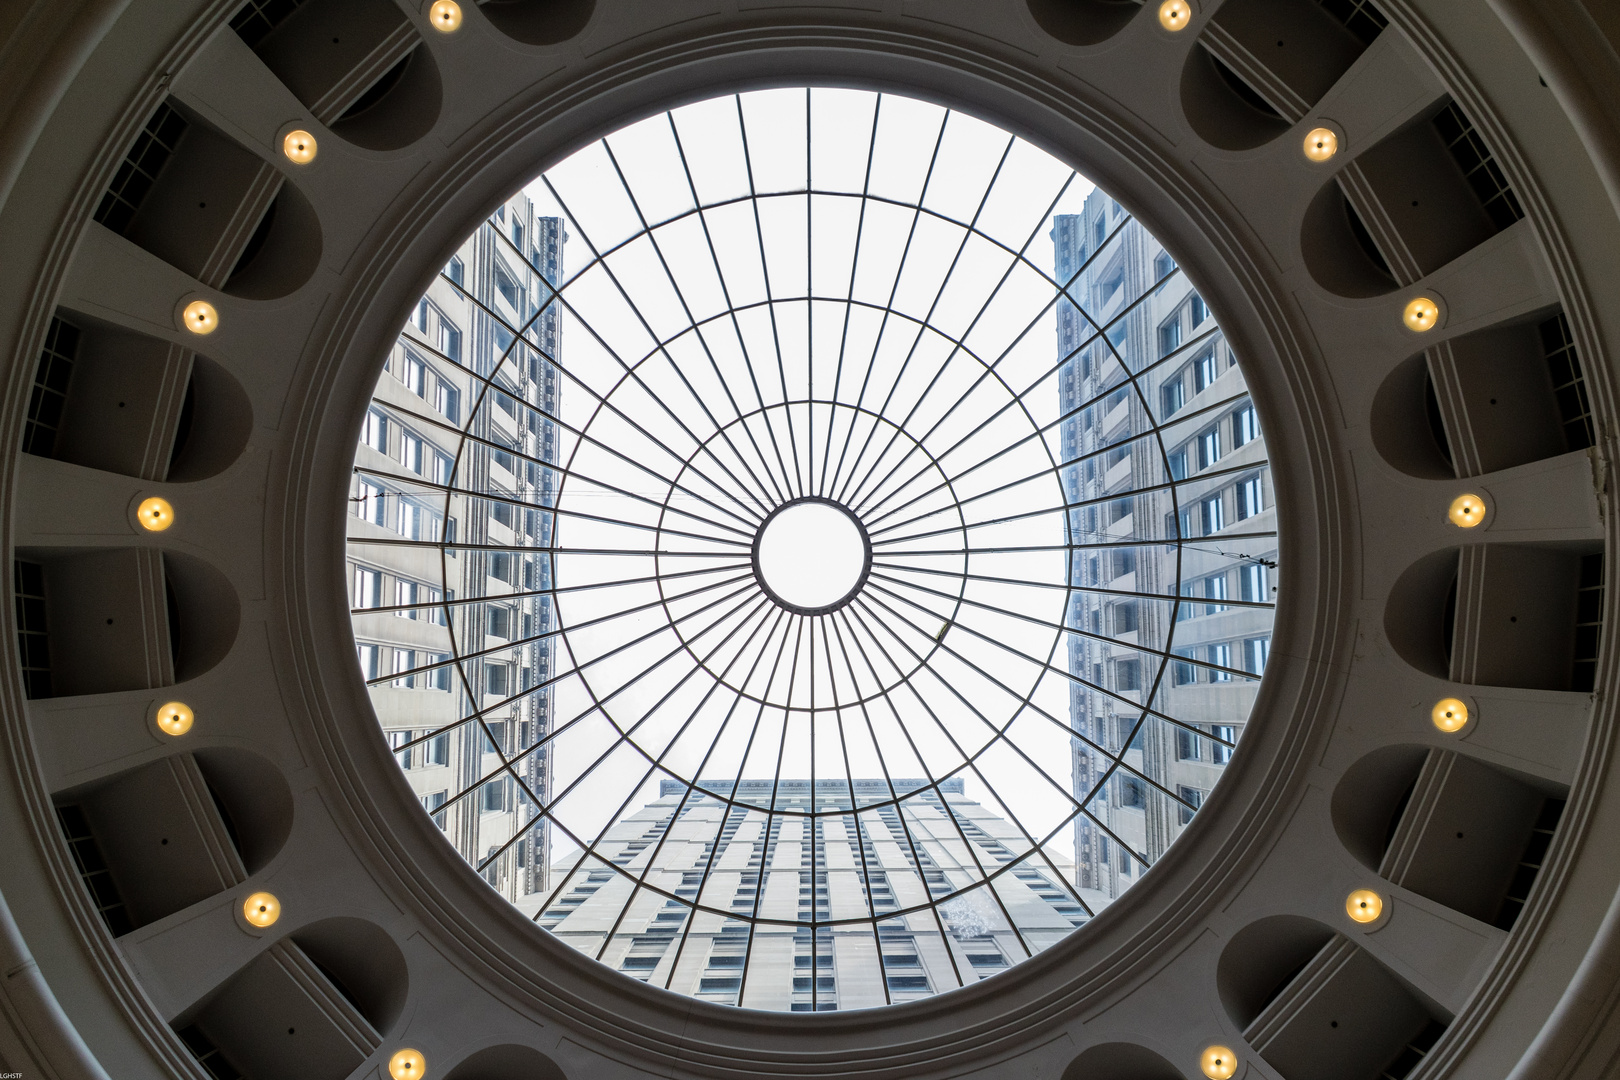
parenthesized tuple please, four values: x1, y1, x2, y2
(0, 2, 1614, 1080)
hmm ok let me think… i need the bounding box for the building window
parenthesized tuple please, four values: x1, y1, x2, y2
(1240, 563, 1268, 603)
(1245, 636, 1270, 674)
(1203, 573, 1228, 613)
(1194, 349, 1218, 392)
(487, 606, 512, 639)
(1208, 643, 1233, 682)
(1111, 601, 1139, 635)
(1114, 657, 1141, 691)
(357, 643, 381, 680)
(1237, 474, 1264, 519)
(1161, 378, 1185, 417)
(1233, 404, 1259, 447)
(1119, 775, 1146, 809)
(393, 649, 416, 688)
(402, 353, 426, 396)
(396, 579, 418, 617)
(1167, 447, 1188, 480)
(436, 381, 460, 422)
(389, 730, 412, 768)
(1159, 317, 1182, 356)
(402, 432, 423, 474)
(495, 262, 524, 313)
(1153, 249, 1175, 282)
(363, 408, 388, 453)
(1175, 725, 1199, 758)
(1211, 725, 1236, 764)
(427, 733, 450, 765)
(1189, 294, 1207, 326)
(485, 663, 510, 697)
(354, 566, 381, 608)
(1177, 785, 1204, 825)
(422, 790, 448, 827)
(482, 777, 508, 812)
(1197, 427, 1220, 469)
(1201, 493, 1224, 533)
(446, 256, 464, 287)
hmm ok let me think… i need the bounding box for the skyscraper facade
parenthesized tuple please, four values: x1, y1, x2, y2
(1055, 194, 1276, 901)
(347, 193, 563, 902)
(533, 778, 1081, 1011)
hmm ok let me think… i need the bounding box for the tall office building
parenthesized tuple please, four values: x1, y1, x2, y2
(1054, 195, 1276, 901)
(347, 194, 563, 903)
(534, 779, 1081, 1011)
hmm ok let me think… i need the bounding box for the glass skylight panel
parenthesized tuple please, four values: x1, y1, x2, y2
(347, 88, 1278, 1012)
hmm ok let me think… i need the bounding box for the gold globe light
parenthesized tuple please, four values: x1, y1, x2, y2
(1200, 1045, 1238, 1080)
(1432, 697, 1469, 732)
(389, 1049, 427, 1080)
(428, 0, 462, 31)
(156, 701, 194, 737)
(1448, 493, 1486, 528)
(1158, 0, 1191, 31)
(242, 892, 281, 928)
(1346, 888, 1384, 923)
(137, 496, 175, 532)
(182, 299, 218, 335)
(1403, 296, 1440, 332)
(1303, 127, 1339, 162)
(282, 129, 317, 164)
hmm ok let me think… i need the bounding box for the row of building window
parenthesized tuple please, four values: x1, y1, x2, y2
(352, 565, 447, 622)
(1107, 633, 1268, 692)
(358, 643, 452, 690)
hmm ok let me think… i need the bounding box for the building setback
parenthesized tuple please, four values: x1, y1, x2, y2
(1054, 196, 1276, 901)
(348, 193, 563, 902)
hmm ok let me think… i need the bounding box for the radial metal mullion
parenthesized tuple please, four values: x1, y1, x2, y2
(596, 138, 791, 518)
(846, 172, 1081, 522)
(869, 560, 1276, 610)
(825, 111, 953, 506)
(664, 114, 799, 507)
(733, 95, 809, 501)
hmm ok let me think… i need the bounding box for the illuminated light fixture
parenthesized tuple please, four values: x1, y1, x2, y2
(427, 0, 461, 31)
(242, 892, 281, 928)
(156, 701, 194, 736)
(1303, 127, 1339, 162)
(182, 299, 218, 335)
(389, 1049, 427, 1080)
(1346, 888, 1384, 923)
(282, 129, 317, 164)
(1200, 1046, 1238, 1080)
(1403, 296, 1440, 332)
(1448, 493, 1486, 528)
(1158, 0, 1191, 30)
(1432, 697, 1469, 732)
(137, 497, 175, 532)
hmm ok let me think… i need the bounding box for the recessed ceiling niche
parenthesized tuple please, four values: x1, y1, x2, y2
(1024, 0, 1141, 47)
(1180, 0, 1384, 152)
(23, 313, 252, 483)
(233, 0, 442, 152)
(475, 0, 596, 47)
(93, 99, 321, 299)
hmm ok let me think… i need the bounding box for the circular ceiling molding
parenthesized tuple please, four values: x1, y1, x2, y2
(345, 88, 1277, 1011)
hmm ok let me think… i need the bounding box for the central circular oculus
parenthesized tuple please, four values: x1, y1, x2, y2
(752, 498, 870, 614)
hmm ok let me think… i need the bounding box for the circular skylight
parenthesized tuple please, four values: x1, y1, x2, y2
(347, 88, 1277, 1012)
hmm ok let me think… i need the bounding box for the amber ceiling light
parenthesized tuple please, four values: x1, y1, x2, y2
(1346, 888, 1384, 923)
(155, 701, 194, 736)
(1158, 0, 1191, 30)
(427, 0, 461, 31)
(1448, 493, 1486, 528)
(181, 299, 218, 335)
(242, 892, 281, 928)
(136, 496, 174, 532)
(1200, 1046, 1238, 1080)
(1303, 127, 1339, 162)
(1403, 296, 1440, 332)
(281, 129, 317, 164)
(389, 1049, 427, 1080)
(1432, 697, 1470, 732)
